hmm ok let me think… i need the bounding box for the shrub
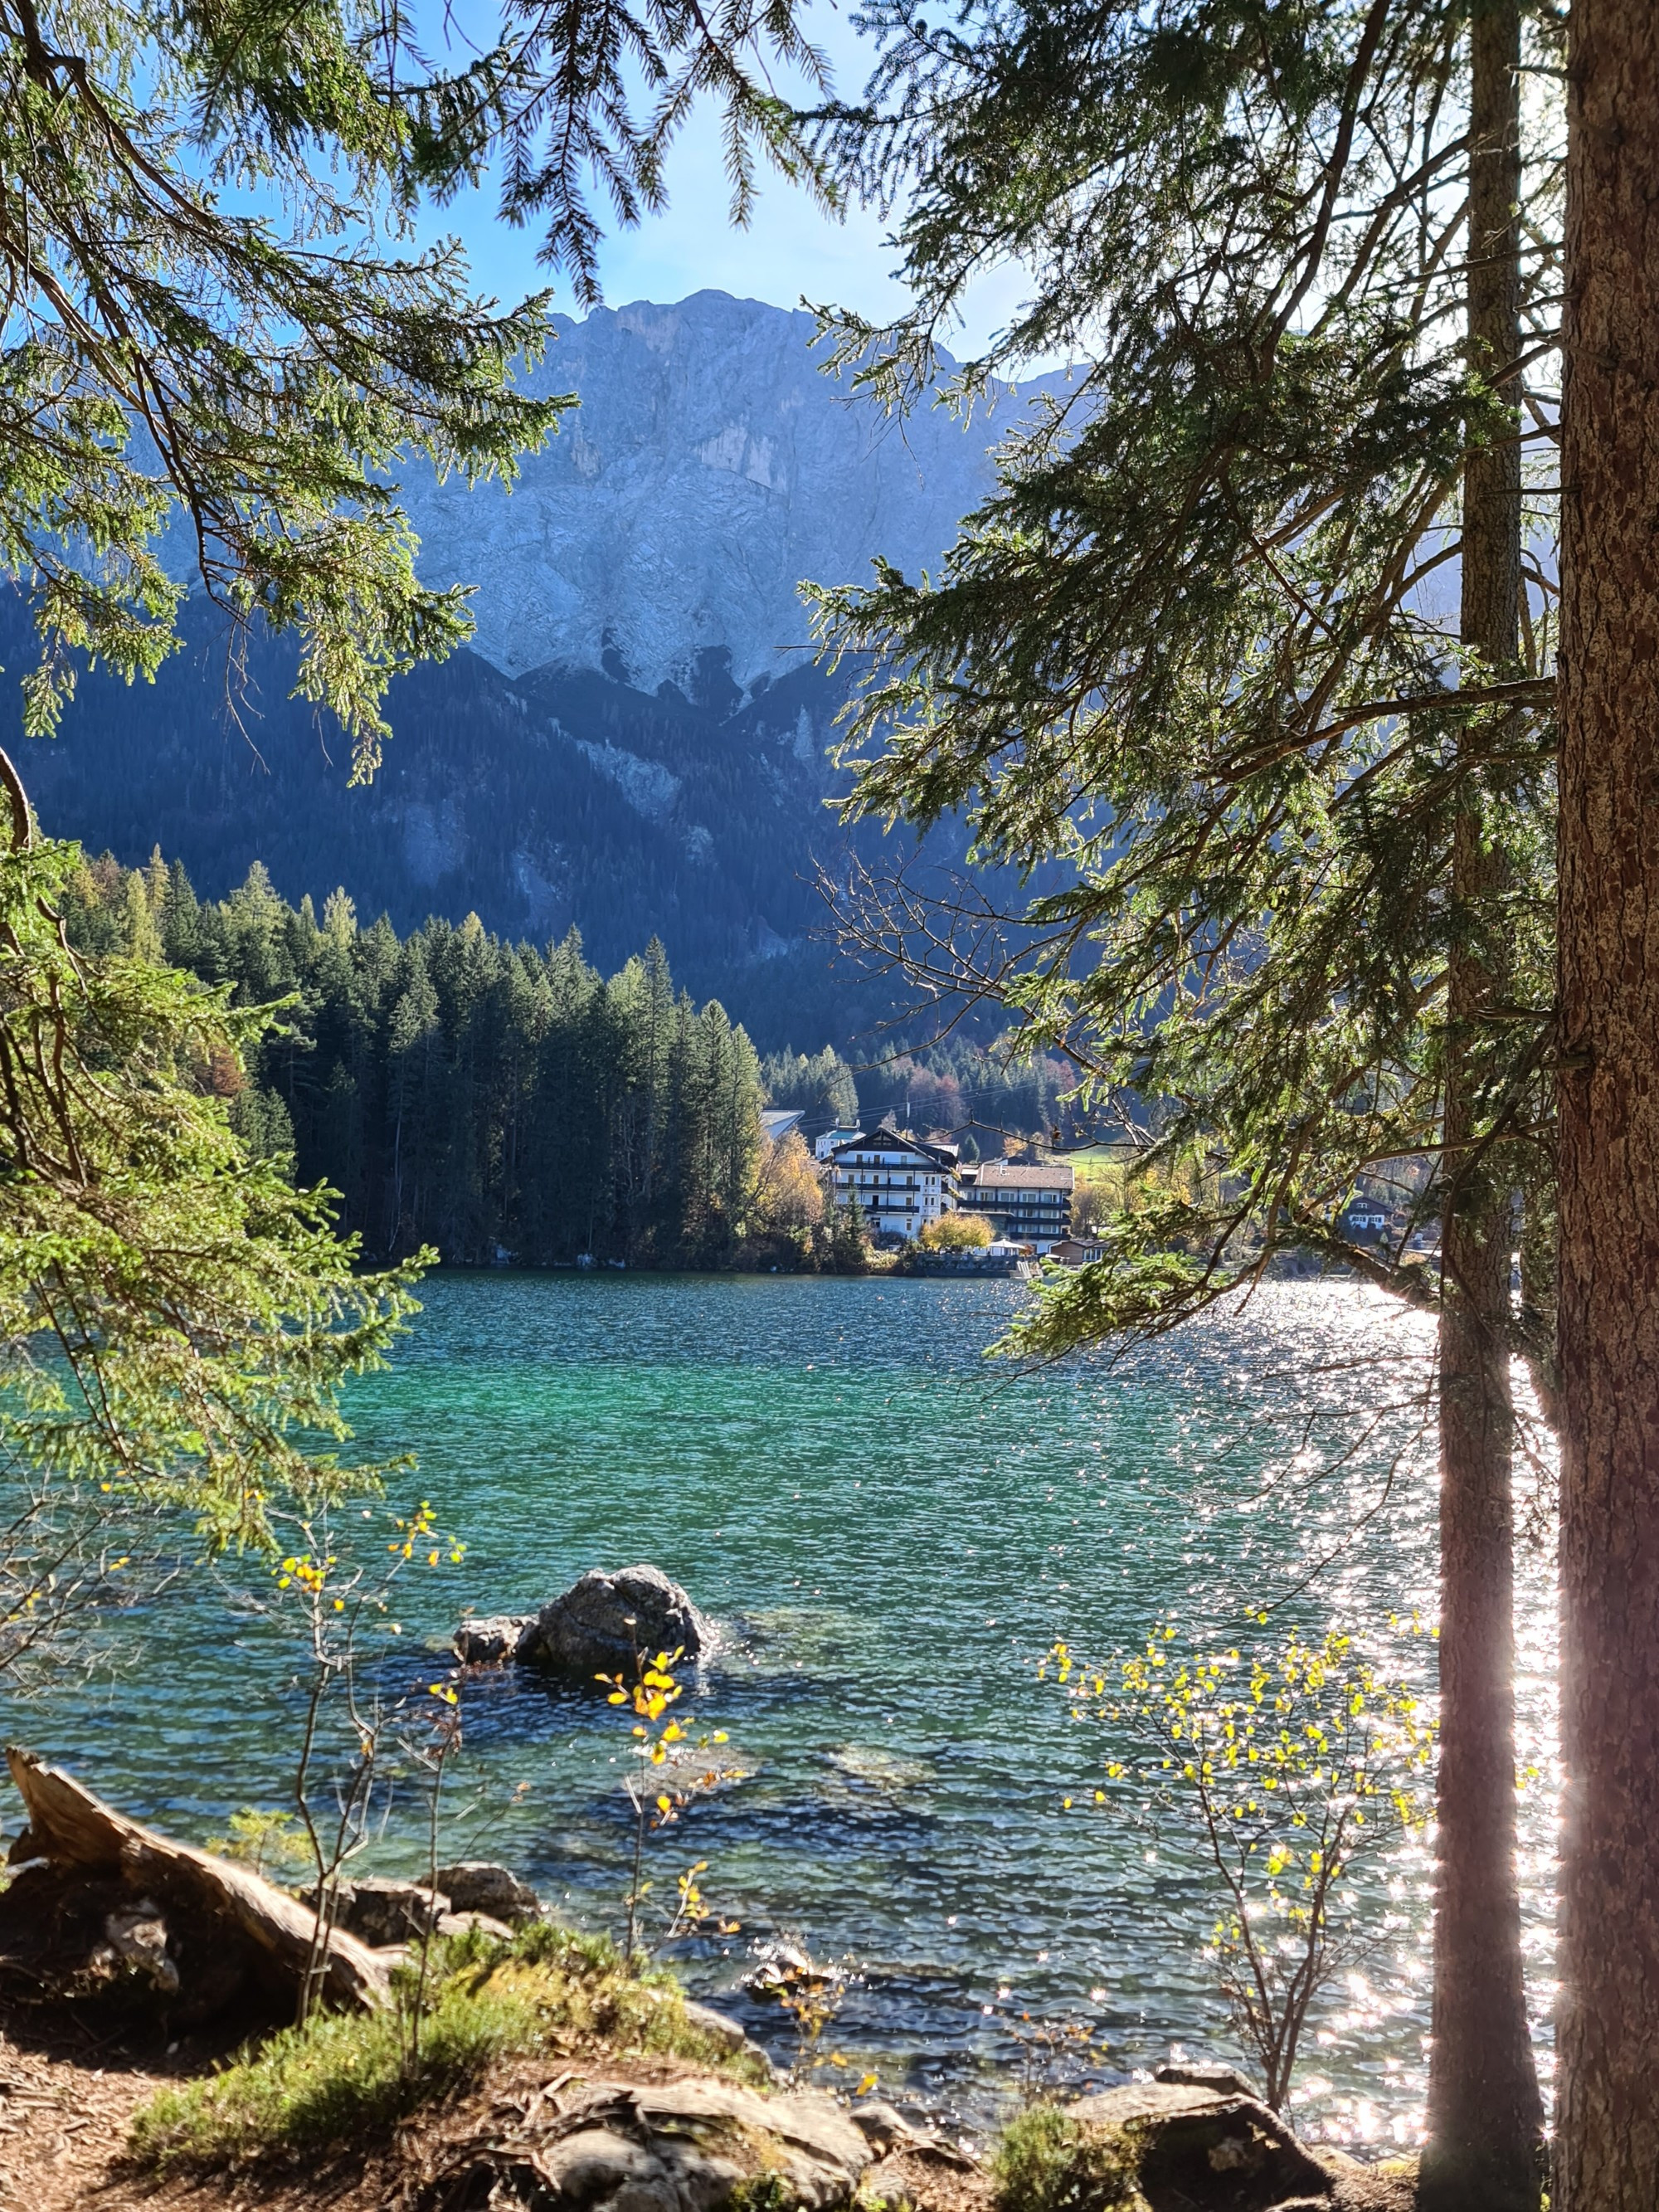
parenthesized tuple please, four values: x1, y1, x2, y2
(130, 1922, 766, 2167)
(918, 1212, 993, 1251)
(993, 2105, 1139, 2212)
(1046, 1625, 1433, 2112)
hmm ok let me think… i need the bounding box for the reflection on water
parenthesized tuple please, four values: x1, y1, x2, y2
(19, 1274, 1556, 2146)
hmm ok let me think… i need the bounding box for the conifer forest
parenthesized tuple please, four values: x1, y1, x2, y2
(64, 855, 768, 1268)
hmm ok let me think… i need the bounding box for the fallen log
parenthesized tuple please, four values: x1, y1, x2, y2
(5, 1746, 391, 2013)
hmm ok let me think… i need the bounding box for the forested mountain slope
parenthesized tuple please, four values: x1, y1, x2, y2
(7, 294, 1037, 1050)
(8, 596, 893, 1048)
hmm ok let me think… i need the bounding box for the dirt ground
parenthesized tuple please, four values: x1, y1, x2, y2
(0, 2001, 996, 2212)
(0, 2006, 172, 2212)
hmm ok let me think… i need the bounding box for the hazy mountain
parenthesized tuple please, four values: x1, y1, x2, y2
(395, 290, 1023, 690)
(10, 293, 1043, 1048)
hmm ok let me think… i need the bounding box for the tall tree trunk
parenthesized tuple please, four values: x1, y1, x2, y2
(1554, 0, 1659, 2203)
(1420, 6, 1544, 2203)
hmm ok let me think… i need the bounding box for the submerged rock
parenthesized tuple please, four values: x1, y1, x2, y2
(455, 1565, 711, 1677)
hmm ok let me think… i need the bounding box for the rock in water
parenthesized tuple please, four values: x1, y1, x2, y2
(533, 1564, 709, 1674)
(454, 1566, 711, 1676)
(454, 1615, 538, 1664)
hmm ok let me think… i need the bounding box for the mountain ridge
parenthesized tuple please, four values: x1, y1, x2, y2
(392, 290, 1030, 689)
(15, 291, 1038, 1048)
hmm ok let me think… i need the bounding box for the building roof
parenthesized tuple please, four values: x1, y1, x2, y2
(829, 1123, 958, 1170)
(760, 1108, 805, 1142)
(969, 1160, 1077, 1191)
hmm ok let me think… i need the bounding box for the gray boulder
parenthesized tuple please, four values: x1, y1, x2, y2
(454, 1565, 711, 1678)
(1068, 2082, 1365, 2209)
(310, 1875, 449, 1946)
(435, 1860, 541, 1923)
(532, 1566, 709, 1674)
(430, 2072, 872, 2212)
(455, 1614, 538, 1664)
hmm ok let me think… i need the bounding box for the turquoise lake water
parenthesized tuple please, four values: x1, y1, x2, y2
(19, 1274, 1557, 2146)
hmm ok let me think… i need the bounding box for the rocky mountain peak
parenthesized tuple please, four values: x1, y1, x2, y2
(394, 290, 1027, 691)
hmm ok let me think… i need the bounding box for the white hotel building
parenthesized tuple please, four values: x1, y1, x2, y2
(826, 1124, 961, 1240)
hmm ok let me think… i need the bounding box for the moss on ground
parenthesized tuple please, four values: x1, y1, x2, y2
(992, 2106, 1145, 2212)
(129, 1921, 768, 2169)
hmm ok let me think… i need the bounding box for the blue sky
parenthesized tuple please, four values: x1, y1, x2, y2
(398, 4, 1030, 360)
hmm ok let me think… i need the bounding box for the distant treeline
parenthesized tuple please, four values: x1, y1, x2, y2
(761, 1035, 1097, 1154)
(65, 855, 770, 1269)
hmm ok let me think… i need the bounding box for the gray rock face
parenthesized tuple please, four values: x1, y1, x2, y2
(434, 1860, 541, 1923)
(533, 1564, 710, 1675)
(395, 291, 1053, 694)
(429, 2073, 872, 2212)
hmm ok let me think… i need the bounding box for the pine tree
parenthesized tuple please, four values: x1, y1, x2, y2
(1554, 2, 1659, 2202)
(0, 0, 830, 764)
(810, 2, 1561, 2189)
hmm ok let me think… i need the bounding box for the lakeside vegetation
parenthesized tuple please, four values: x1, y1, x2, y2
(58, 850, 1099, 1271)
(131, 1922, 765, 2166)
(0, 0, 1654, 2204)
(66, 852, 770, 1269)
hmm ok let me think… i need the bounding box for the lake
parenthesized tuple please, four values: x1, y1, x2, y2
(19, 1273, 1557, 2146)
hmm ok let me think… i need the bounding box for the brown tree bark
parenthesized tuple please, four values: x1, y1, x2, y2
(1554, 0, 1659, 2203)
(1419, 5, 1544, 2203)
